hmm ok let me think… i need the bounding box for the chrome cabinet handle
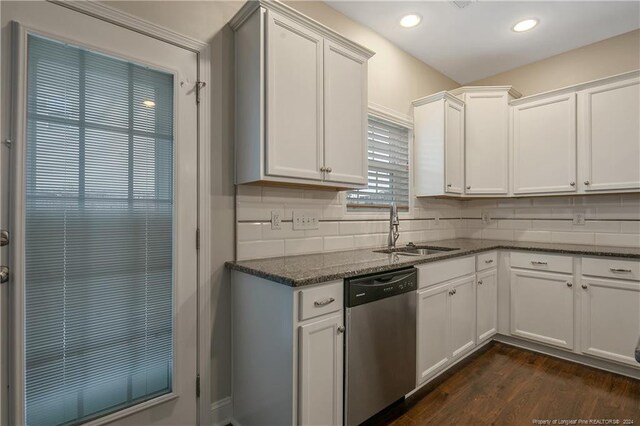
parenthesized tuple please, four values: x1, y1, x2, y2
(314, 297, 335, 307)
(570, 182, 575, 186)
(485, 259, 494, 264)
(326, 167, 332, 173)
(581, 284, 588, 290)
(566, 282, 573, 288)
(449, 289, 457, 295)
(478, 280, 483, 285)
(531, 261, 548, 265)
(337, 325, 345, 334)
(584, 180, 590, 185)
(610, 268, 632, 273)
(0, 266, 8, 284)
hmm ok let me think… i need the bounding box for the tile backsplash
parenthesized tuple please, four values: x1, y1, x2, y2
(235, 187, 640, 260)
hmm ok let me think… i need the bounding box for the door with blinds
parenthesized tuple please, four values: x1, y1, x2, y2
(3, 2, 198, 425)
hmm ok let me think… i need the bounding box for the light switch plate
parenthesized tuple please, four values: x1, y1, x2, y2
(292, 209, 319, 230)
(271, 210, 282, 230)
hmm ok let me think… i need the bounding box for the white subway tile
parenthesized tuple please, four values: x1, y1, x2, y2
(237, 240, 284, 260)
(497, 219, 532, 230)
(339, 221, 387, 235)
(481, 229, 514, 241)
(398, 231, 427, 245)
(596, 206, 640, 220)
(488, 208, 515, 219)
(532, 196, 572, 207)
(514, 208, 552, 219)
(303, 190, 341, 205)
(322, 205, 346, 220)
(237, 222, 262, 241)
(577, 220, 620, 233)
(551, 232, 595, 245)
(284, 237, 323, 255)
(531, 219, 572, 231)
(354, 233, 386, 248)
(595, 233, 640, 248)
(262, 187, 304, 204)
(574, 195, 621, 206)
(620, 193, 640, 206)
(323, 236, 354, 252)
(262, 222, 299, 240)
(620, 221, 640, 234)
(305, 222, 339, 237)
(513, 231, 552, 243)
(236, 185, 262, 202)
(236, 203, 283, 221)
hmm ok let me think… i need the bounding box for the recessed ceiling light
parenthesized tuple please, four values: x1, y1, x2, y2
(400, 14, 422, 28)
(142, 100, 156, 107)
(512, 18, 539, 32)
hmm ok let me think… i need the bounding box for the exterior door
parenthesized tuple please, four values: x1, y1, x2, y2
(2, 2, 198, 425)
(266, 10, 324, 181)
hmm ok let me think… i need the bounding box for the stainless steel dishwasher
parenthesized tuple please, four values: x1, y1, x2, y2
(344, 267, 417, 426)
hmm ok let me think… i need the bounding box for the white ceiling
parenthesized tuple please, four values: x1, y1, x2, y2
(325, 1, 640, 83)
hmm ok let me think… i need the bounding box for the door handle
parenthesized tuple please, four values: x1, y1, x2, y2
(314, 297, 335, 307)
(609, 268, 632, 273)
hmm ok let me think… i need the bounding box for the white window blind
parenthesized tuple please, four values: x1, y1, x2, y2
(347, 115, 410, 210)
(25, 34, 174, 425)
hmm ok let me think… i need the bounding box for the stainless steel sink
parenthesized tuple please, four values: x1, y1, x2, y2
(374, 245, 458, 256)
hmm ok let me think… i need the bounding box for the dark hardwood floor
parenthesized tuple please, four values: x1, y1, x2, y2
(365, 342, 640, 426)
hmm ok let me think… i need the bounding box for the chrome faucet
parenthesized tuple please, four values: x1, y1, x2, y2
(388, 202, 400, 249)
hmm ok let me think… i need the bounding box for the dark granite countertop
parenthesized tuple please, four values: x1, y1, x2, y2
(225, 238, 640, 287)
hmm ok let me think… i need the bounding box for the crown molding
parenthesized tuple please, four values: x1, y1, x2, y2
(450, 85, 522, 99)
(228, 0, 375, 59)
(412, 91, 464, 107)
(369, 103, 413, 129)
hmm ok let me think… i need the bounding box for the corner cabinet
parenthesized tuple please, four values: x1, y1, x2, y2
(413, 92, 465, 196)
(231, 1, 373, 189)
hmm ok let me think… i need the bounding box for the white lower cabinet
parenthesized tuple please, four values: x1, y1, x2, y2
(476, 268, 498, 344)
(580, 277, 640, 367)
(298, 314, 343, 426)
(510, 269, 574, 350)
(417, 274, 476, 384)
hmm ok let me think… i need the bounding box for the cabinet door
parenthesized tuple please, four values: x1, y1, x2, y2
(465, 92, 509, 194)
(417, 283, 450, 384)
(476, 269, 498, 344)
(298, 314, 343, 426)
(512, 93, 577, 194)
(580, 277, 640, 367)
(445, 100, 464, 194)
(449, 275, 476, 359)
(579, 77, 640, 192)
(323, 41, 368, 185)
(266, 10, 324, 181)
(510, 269, 574, 349)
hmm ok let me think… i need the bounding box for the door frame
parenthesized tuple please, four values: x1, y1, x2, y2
(0, 1, 213, 424)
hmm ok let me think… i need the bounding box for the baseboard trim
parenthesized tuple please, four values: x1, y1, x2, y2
(494, 334, 640, 380)
(211, 397, 232, 426)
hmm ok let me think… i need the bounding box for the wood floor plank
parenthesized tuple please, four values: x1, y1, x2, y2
(367, 342, 640, 426)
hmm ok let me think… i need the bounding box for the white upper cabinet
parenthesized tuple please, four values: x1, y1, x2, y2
(578, 75, 640, 192)
(413, 92, 465, 196)
(231, 1, 374, 189)
(453, 87, 520, 195)
(266, 11, 324, 181)
(512, 92, 577, 195)
(323, 41, 368, 185)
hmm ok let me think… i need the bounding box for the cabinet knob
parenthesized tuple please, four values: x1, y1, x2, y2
(320, 166, 326, 172)
(337, 325, 345, 334)
(466, 186, 471, 190)
(584, 180, 590, 186)
(570, 182, 575, 187)
(447, 184, 452, 187)
(478, 280, 483, 285)
(581, 284, 588, 290)
(566, 282, 573, 288)
(326, 167, 332, 173)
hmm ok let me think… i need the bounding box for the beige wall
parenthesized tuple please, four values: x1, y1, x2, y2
(471, 29, 640, 96)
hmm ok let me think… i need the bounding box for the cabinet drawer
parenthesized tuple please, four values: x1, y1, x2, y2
(510, 251, 572, 274)
(417, 256, 475, 289)
(582, 257, 640, 281)
(298, 281, 343, 321)
(476, 251, 497, 271)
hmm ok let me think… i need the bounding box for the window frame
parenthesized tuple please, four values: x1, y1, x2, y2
(346, 104, 414, 219)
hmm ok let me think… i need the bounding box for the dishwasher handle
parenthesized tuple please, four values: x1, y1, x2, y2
(370, 271, 416, 287)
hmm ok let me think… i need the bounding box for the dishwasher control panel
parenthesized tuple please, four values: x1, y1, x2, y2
(345, 267, 417, 308)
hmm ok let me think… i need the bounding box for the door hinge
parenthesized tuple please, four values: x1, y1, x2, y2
(195, 228, 200, 250)
(195, 374, 201, 398)
(195, 81, 207, 104)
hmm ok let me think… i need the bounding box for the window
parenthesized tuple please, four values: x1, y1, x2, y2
(24, 34, 174, 425)
(347, 114, 410, 211)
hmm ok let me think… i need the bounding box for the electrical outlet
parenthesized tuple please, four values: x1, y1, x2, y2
(271, 210, 282, 230)
(434, 213, 440, 226)
(482, 211, 491, 225)
(573, 212, 586, 226)
(292, 209, 319, 230)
